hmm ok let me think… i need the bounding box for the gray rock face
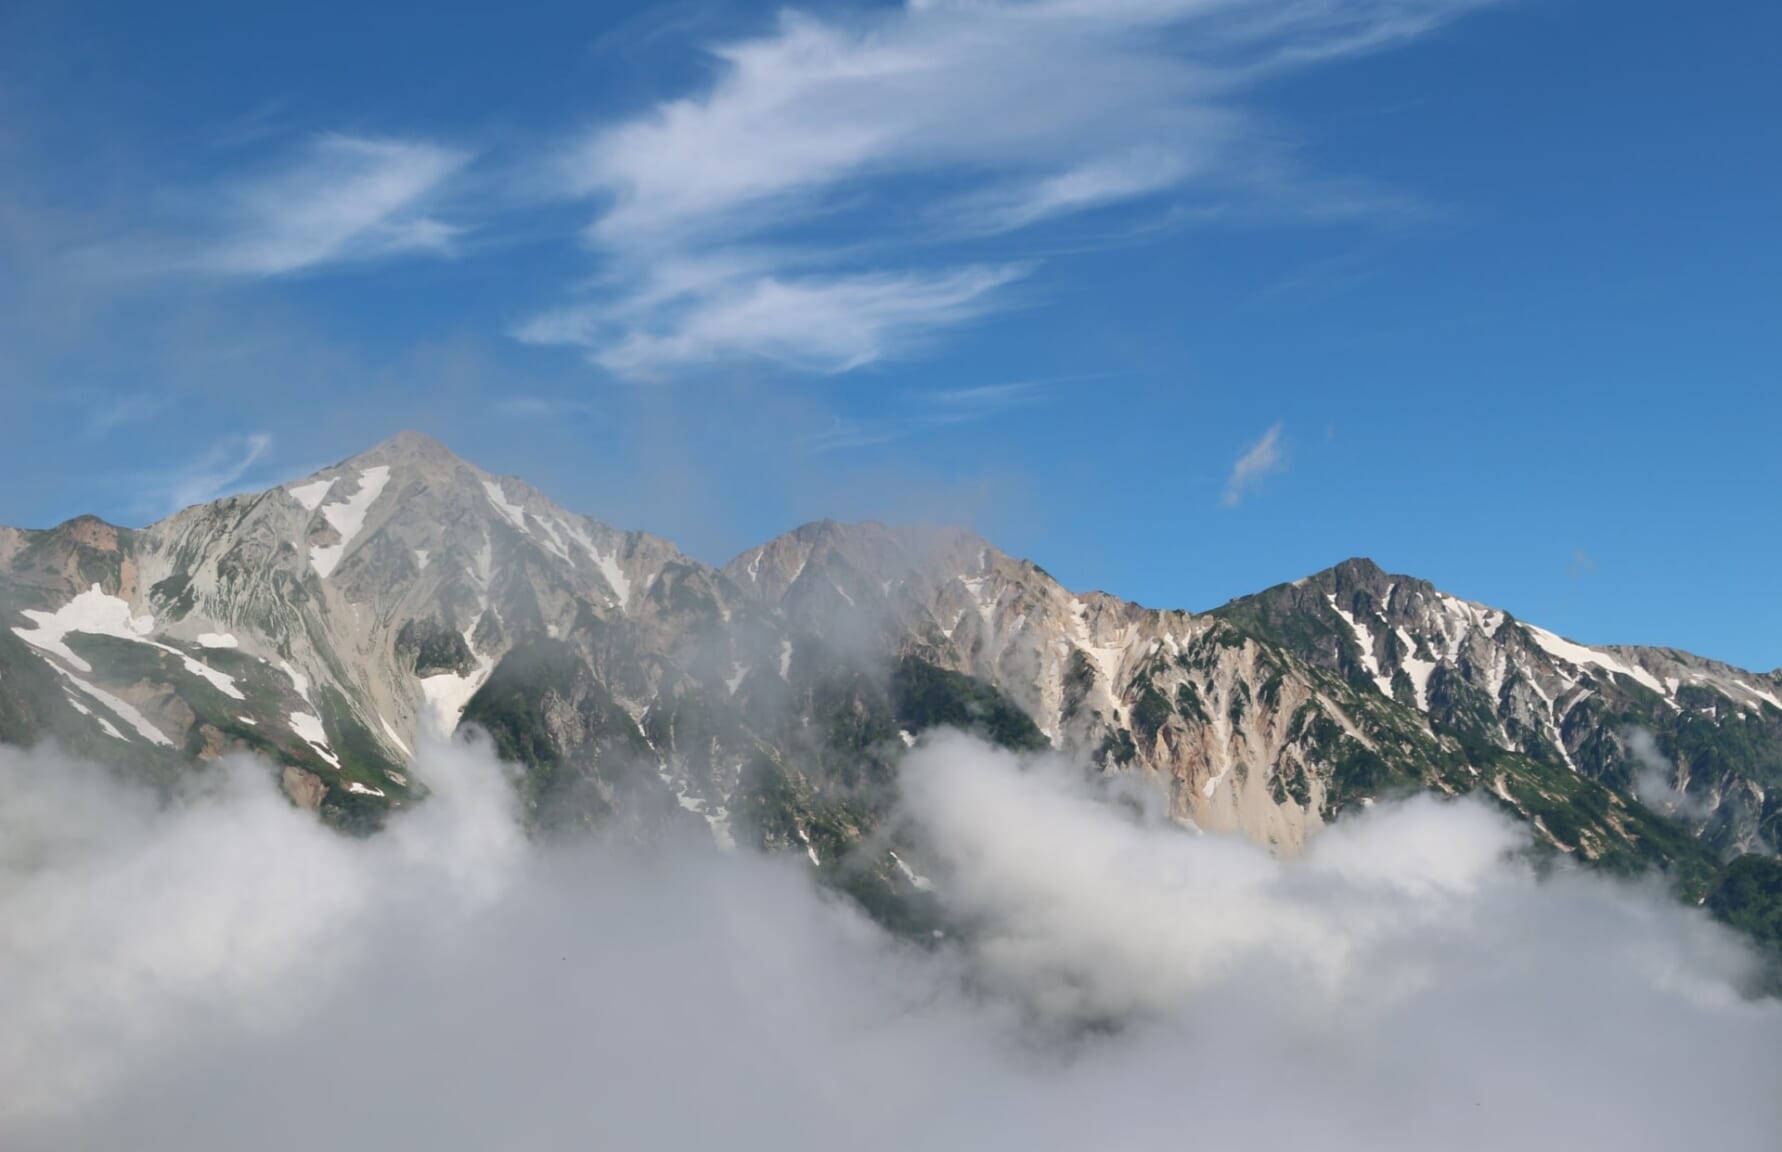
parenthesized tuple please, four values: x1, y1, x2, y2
(0, 434, 1775, 883)
(1218, 558, 1782, 856)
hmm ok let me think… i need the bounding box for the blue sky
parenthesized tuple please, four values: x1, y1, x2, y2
(1, 0, 1776, 670)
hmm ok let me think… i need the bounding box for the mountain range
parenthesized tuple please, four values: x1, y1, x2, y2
(4, 431, 1778, 936)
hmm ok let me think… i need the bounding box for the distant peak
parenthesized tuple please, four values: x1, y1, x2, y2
(305, 431, 476, 483)
(1332, 556, 1386, 579)
(369, 430, 460, 463)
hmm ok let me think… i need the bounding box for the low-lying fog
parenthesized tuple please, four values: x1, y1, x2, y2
(3, 730, 1778, 1150)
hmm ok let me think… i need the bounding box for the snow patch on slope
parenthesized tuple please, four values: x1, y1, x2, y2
(1329, 595, 1394, 698)
(62, 690, 128, 742)
(1733, 680, 1782, 713)
(172, 654, 242, 699)
(1067, 598, 1128, 694)
(1522, 673, 1580, 773)
(380, 718, 412, 759)
(481, 480, 529, 533)
(12, 585, 154, 671)
(13, 585, 242, 698)
(561, 519, 630, 608)
(288, 712, 340, 768)
(286, 478, 334, 512)
(418, 625, 494, 738)
(310, 466, 391, 578)
(532, 516, 573, 563)
(1524, 625, 1666, 695)
(279, 662, 312, 705)
(1395, 627, 1435, 712)
(592, 547, 630, 608)
(54, 666, 173, 746)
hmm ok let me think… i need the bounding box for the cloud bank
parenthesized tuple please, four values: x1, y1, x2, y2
(3, 729, 1777, 1151)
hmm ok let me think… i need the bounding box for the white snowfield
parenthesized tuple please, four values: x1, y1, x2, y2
(560, 516, 631, 608)
(1328, 595, 1395, 698)
(1524, 624, 1667, 696)
(58, 667, 174, 747)
(1734, 680, 1782, 713)
(288, 712, 340, 768)
(1396, 627, 1436, 712)
(286, 478, 334, 512)
(380, 717, 412, 758)
(419, 624, 494, 737)
(279, 661, 312, 704)
(11, 585, 155, 670)
(309, 466, 391, 578)
(12, 585, 243, 699)
(481, 480, 529, 534)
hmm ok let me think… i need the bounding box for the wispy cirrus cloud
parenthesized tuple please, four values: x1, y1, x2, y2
(1223, 421, 1285, 506)
(491, 395, 604, 422)
(797, 376, 1064, 455)
(523, 263, 1028, 378)
(946, 147, 1194, 236)
(523, 0, 1498, 378)
(193, 134, 470, 277)
(127, 433, 275, 518)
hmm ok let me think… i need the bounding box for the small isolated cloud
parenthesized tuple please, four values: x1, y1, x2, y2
(194, 134, 470, 277)
(1223, 421, 1284, 506)
(1628, 727, 1694, 815)
(1624, 727, 1757, 850)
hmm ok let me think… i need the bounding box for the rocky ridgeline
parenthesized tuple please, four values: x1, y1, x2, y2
(2, 433, 1777, 925)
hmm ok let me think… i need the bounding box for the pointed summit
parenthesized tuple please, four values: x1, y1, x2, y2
(378, 429, 459, 461)
(343, 430, 471, 474)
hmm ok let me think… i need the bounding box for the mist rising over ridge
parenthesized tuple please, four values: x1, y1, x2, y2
(2, 430, 1776, 874)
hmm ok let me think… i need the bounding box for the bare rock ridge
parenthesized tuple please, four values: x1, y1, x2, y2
(1, 432, 1776, 904)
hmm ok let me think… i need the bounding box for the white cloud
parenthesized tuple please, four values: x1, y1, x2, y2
(146, 432, 274, 515)
(948, 147, 1195, 235)
(0, 732, 524, 1130)
(528, 263, 1028, 377)
(1222, 420, 1284, 505)
(3, 729, 1778, 1151)
(922, 379, 1051, 419)
(195, 134, 470, 277)
(527, 0, 1499, 378)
